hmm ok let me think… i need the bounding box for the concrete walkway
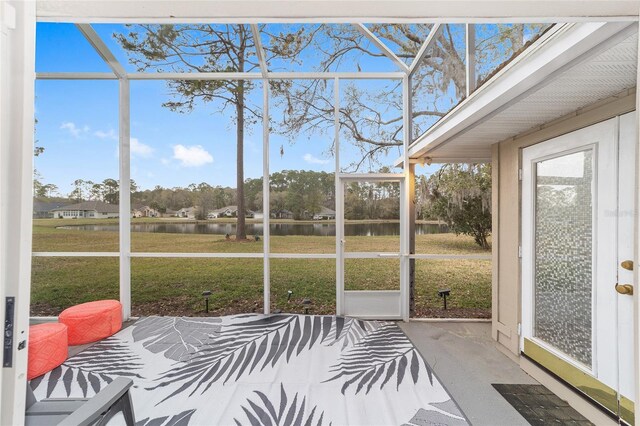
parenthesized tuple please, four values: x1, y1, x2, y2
(400, 321, 538, 426)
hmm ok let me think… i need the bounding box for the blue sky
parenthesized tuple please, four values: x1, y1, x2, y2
(36, 23, 528, 195)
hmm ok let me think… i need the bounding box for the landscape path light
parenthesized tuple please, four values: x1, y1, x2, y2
(202, 290, 212, 314)
(438, 289, 451, 310)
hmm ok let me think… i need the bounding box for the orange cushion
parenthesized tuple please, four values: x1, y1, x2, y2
(28, 323, 68, 380)
(59, 300, 122, 345)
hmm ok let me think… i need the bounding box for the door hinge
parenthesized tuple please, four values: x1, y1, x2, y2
(518, 245, 522, 258)
(518, 169, 523, 181)
(517, 323, 522, 336)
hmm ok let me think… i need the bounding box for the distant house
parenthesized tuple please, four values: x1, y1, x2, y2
(208, 206, 256, 219)
(312, 207, 336, 220)
(176, 206, 198, 219)
(132, 205, 159, 218)
(162, 209, 178, 218)
(271, 209, 293, 220)
(208, 206, 237, 219)
(51, 200, 119, 219)
(33, 200, 72, 218)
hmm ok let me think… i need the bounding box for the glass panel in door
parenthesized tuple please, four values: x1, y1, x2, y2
(533, 149, 594, 367)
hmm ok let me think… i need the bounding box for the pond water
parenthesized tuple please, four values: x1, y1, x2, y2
(58, 222, 448, 236)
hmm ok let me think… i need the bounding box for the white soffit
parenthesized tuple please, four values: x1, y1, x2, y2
(36, 0, 640, 23)
(408, 22, 638, 162)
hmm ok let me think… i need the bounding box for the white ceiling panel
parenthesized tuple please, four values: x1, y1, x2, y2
(426, 29, 637, 161)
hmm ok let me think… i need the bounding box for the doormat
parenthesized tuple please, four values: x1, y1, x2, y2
(492, 384, 594, 426)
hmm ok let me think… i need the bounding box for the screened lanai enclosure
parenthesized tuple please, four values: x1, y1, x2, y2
(31, 23, 549, 321)
(3, 2, 640, 424)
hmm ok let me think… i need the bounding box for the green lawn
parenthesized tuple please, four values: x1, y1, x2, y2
(31, 219, 491, 318)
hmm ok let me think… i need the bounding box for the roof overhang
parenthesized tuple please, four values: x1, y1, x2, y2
(402, 21, 638, 164)
(36, 0, 640, 23)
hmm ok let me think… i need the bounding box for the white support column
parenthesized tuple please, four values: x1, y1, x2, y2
(0, 1, 36, 423)
(262, 80, 270, 314)
(634, 19, 640, 426)
(0, 3, 7, 412)
(251, 24, 268, 79)
(334, 78, 343, 315)
(79, 21, 131, 322)
(401, 74, 411, 322)
(408, 163, 416, 317)
(466, 23, 476, 97)
(119, 78, 131, 320)
(68, 72, 405, 81)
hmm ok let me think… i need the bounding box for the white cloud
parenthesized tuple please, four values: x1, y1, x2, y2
(172, 144, 213, 167)
(131, 138, 154, 158)
(60, 122, 89, 138)
(303, 153, 330, 165)
(94, 129, 117, 140)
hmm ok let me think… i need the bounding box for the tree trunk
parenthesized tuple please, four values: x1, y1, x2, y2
(236, 79, 246, 240)
(234, 28, 247, 241)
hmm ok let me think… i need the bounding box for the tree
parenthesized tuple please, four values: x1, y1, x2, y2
(69, 179, 90, 202)
(422, 164, 492, 249)
(102, 178, 119, 204)
(474, 24, 547, 82)
(270, 191, 287, 215)
(284, 170, 324, 219)
(33, 170, 45, 198)
(193, 182, 216, 220)
(90, 182, 105, 201)
(269, 24, 546, 169)
(343, 178, 400, 220)
(116, 24, 262, 240)
(243, 177, 263, 212)
(42, 184, 59, 198)
(35, 182, 59, 199)
(268, 24, 460, 169)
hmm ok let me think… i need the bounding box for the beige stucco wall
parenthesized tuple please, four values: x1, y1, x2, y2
(492, 89, 636, 357)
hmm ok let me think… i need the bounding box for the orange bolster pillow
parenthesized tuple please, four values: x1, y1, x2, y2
(59, 300, 122, 346)
(28, 323, 68, 380)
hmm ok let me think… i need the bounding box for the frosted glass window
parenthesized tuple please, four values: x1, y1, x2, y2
(534, 149, 593, 366)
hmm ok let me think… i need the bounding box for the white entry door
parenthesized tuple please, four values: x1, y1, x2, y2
(521, 115, 636, 423)
(336, 175, 407, 320)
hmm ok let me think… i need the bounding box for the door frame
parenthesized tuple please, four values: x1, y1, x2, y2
(336, 173, 408, 320)
(520, 117, 629, 419)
